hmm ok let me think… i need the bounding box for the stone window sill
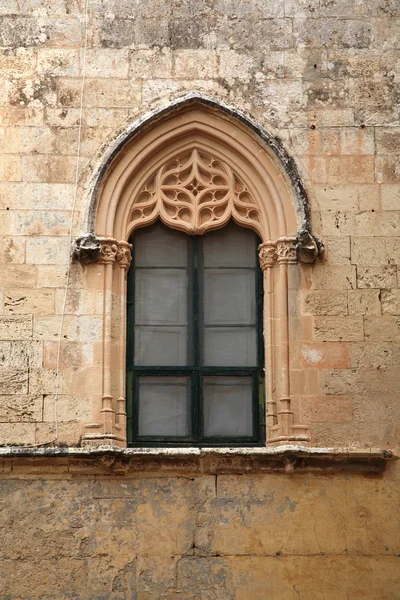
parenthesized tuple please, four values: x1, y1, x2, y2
(0, 445, 396, 475)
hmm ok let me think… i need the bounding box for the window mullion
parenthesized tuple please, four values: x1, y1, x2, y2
(192, 236, 200, 440)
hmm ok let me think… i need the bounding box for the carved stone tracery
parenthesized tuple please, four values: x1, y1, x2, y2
(128, 149, 263, 237)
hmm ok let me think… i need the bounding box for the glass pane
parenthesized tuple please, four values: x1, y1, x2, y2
(203, 222, 257, 268)
(203, 269, 255, 325)
(134, 326, 188, 366)
(135, 269, 188, 326)
(203, 327, 257, 367)
(135, 222, 189, 267)
(203, 376, 253, 437)
(138, 376, 190, 437)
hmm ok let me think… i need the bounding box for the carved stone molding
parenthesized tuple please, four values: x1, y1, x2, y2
(127, 148, 263, 236)
(72, 236, 132, 267)
(258, 232, 323, 271)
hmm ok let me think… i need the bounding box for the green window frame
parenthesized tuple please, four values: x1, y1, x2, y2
(126, 222, 265, 446)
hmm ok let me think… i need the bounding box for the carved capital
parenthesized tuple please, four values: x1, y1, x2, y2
(98, 238, 119, 264)
(276, 237, 297, 264)
(116, 241, 132, 269)
(258, 241, 277, 270)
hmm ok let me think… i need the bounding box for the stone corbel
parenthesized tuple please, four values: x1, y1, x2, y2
(296, 229, 324, 264)
(259, 236, 310, 445)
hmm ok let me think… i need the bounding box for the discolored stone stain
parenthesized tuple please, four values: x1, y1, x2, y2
(277, 496, 298, 515)
(10, 75, 57, 107)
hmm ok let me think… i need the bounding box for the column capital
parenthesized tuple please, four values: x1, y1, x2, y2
(276, 237, 297, 264)
(98, 238, 119, 264)
(258, 241, 277, 270)
(116, 241, 132, 269)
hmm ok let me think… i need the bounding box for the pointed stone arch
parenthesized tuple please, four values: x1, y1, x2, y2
(74, 96, 319, 447)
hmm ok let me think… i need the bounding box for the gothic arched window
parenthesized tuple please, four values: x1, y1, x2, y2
(74, 99, 317, 448)
(126, 221, 264, 445)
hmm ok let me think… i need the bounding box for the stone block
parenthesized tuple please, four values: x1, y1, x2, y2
(10, 210, 71, 236)
(376, 156, 400, 183)
(364, 316, 400, 341)
(55, 288, 103, 316)
(354, 211, 400, 237)
(348, 289, 381, 315)
(325, 236, 351, 264)
(386, 237, 400, 264)
(129, 48, 173, 79)
(0, 368, 28, 394)
(320, 210, 355, 235)
(0, 394, 42, 422)
(85, 49, 129, 78)
(84, 108, 129, 128)
(311, 264, 356, 289)
(43, 394, 91, 422)
(29, 367, 71, 395)
(298, 342, 351, 369)
(351, 236, 386, 265)
(26, 237, 69, 265)
(293, 17, 373, 48)
(174, 50, 219, 79)
(314, 185, 358, 211)
(381, 289, 400, 314)
(4, 127, 54, 154)
(0, 237, 25, 264)
(44, 341, 98, 369)
(37, 48, 80, 77)
(302, 290, 348, 315)
(4, 289, 54, 316)
(0, 422, 35, 444)
(0, 183, 75, 210)
(0, 315, 32, 340)
(0, 155, 21, 182)
(328, 156, 375, 184)
(33, 315, 78, 341)
(357, 265, 397, 289)
(301, 394, 353, 422)
(316, 107, 355, 127)
(381, 184, 400, 210)
(313, 316, 364, 341)
(36, 265, 68, 288)
(219, 50, 255, 81)
(349, 342, 397, 369)
(321, 368, 360, 395)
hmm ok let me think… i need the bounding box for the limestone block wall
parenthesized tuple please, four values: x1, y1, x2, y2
(0, 0, 399, 447)
(0, 1, 400, 598)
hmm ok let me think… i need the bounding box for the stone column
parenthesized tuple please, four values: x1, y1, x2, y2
(115, 241, 132, 441)
(258, 241, 277, 435)
(98, 238, 119, 436)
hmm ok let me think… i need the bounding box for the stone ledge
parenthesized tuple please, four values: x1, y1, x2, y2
(0, 445, 396, 476)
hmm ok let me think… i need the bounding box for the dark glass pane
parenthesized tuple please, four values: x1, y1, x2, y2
(138, 376, 191, 437)
(203, 376, 253, 437)
(133, 223, 191, 366)
(201, 223, 258, 367)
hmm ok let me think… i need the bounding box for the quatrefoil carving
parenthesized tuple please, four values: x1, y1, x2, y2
(128, 149, 262, 235)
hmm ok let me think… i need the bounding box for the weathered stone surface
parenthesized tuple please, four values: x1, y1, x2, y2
(0, 0, 399, 596)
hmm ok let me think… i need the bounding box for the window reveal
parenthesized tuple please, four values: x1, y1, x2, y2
(126, 221, 264, 445)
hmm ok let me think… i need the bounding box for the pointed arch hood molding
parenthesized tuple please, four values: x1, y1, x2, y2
(74, 98, 321, 448)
